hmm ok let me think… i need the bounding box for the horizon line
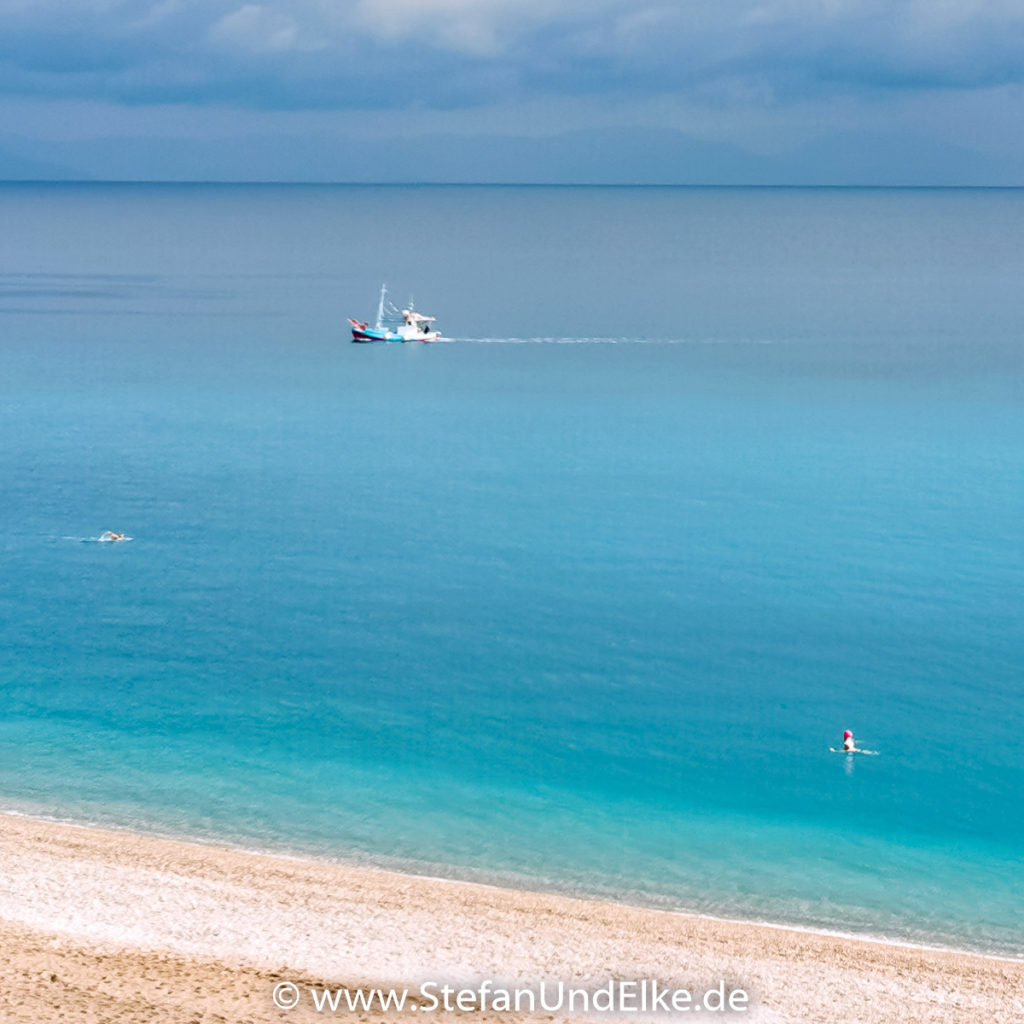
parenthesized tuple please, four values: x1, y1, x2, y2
(2, 178, 1023, 190)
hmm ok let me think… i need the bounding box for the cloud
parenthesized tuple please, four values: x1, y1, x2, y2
(208, 5, 304, 54)
(0, 0, 1022, 111)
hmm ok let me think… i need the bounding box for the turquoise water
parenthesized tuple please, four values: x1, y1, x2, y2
(1, 184, 1023, 955)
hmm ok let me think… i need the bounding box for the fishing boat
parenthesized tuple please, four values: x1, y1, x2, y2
(349, 284, 441, 343)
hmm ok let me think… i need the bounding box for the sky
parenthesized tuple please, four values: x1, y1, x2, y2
(1, 0, 1023, 184)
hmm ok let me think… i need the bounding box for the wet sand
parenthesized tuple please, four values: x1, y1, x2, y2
(0, 813, 1020, 1023)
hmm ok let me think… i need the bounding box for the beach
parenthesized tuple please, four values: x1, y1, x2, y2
(0, 814, 1020, 1023)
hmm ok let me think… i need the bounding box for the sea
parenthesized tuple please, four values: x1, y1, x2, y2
(1, 183, 1022, 956)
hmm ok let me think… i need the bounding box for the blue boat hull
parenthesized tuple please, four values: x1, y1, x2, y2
(351, 327, 401, 343)
(351, 326, 438, 343)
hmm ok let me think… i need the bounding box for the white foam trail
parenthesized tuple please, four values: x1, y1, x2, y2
(446, 336, 665, 345)
(442, 336, 780, 346)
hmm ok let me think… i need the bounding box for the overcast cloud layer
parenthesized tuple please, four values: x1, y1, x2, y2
(1, 0, 1023, 182)
(4, 0, 1024, 108)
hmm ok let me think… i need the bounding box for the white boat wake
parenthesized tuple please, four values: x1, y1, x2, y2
(65, 534, 133, 544)
(442, 336, 778, 345)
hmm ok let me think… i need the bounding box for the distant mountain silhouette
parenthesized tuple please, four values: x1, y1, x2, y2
(0, 126, 1018, 186)
(0, 139, 86, 181)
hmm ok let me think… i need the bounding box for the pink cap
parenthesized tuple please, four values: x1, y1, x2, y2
(843, 730, 852, 739)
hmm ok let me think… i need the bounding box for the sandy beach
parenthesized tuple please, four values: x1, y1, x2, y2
(0, 813, 1020, 1024)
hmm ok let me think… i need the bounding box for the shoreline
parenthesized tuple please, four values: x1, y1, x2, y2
(1, 806, 1019, 965)
(1, 812, 1022, 1023)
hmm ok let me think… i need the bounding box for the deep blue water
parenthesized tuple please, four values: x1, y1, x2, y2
(1, 184, 1023, 954)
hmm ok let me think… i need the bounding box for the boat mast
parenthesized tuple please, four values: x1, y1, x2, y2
(376, 284, 387, 330)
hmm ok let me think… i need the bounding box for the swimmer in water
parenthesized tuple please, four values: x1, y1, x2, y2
(842, 729, 857, 752)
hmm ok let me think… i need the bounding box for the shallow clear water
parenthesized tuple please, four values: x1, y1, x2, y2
(1, 183, 1023, 954)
